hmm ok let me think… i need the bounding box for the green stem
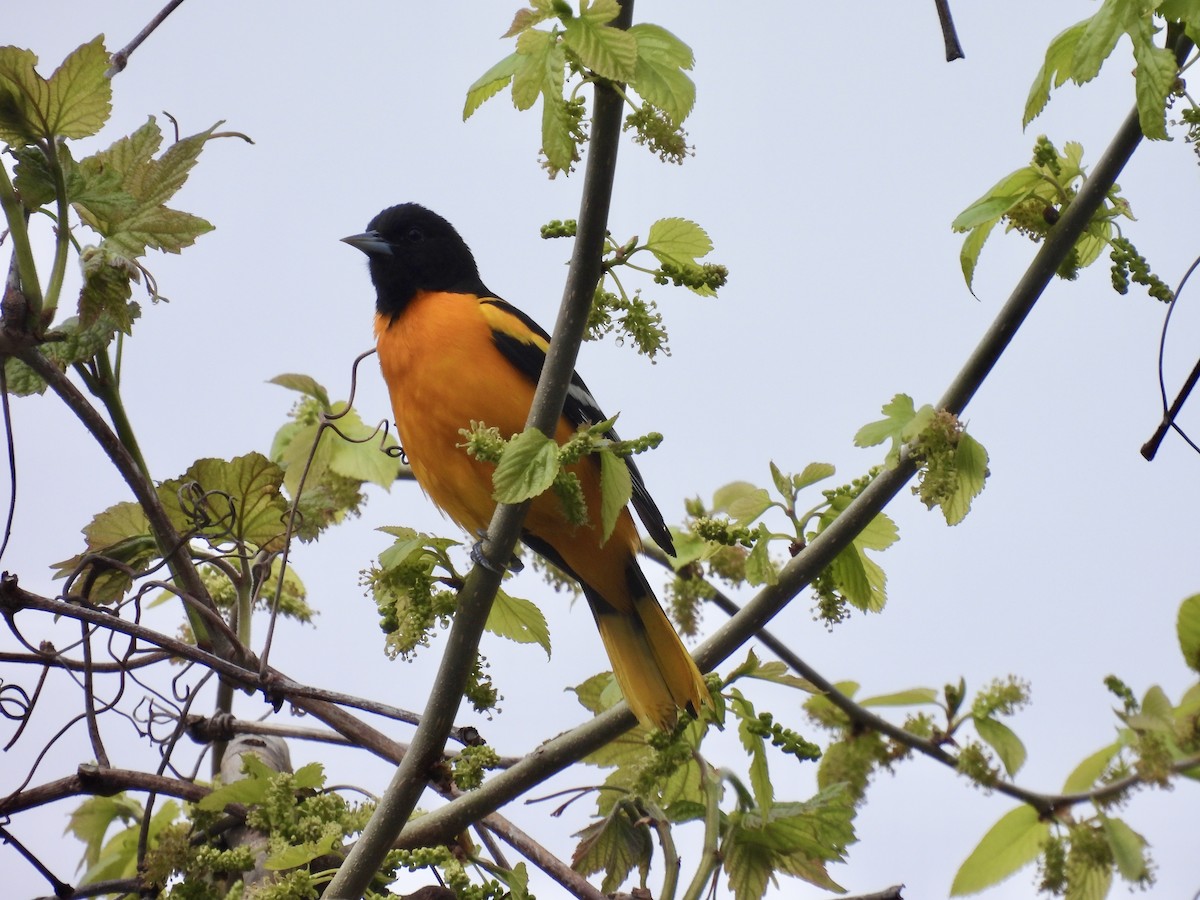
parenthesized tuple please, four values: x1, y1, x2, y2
(0, 157, 45, 323)
(648, 800, 681, 900)
(41, 140, 72, 320)
(680, 760, 722, 900)
(91, 348, 151, 478)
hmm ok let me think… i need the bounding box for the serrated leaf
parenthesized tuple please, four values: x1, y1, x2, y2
(79, 800, 178, 886)
(571, 800, 652, 894)
(950, 805, 1048, 895)
(1026, 20, 1089, 125)
(793, 462, 835, 491)
(598, 448, 632, 544)
(486, 589, 551, 656)
(268, 373, 330, 409)
(734, 696, 773, 811)
(276, 421, 332, 498)
(464, 51, 522, 120)
(974, 715, 1027, 777)
(504, 5, 557, 39)
(855, 511, 899, 551)
(512, 29, 561, 111)
(78, 245, 137, 331)
(628, 23, 695, 124)
(859, 687, 938, 707)
(1101, 816, 1148, 881)
(645, 217, 713, 267)
(1131, 24, 1177, 141)
(768, 461, 791, 499)
(562, 0, 637, 81)
(164, 453, 289, 552)
(745, 523, 777, 586)
(541, 92, 580, 176)
(266, 825, 342, 870)
(492, 427, 559, 503)
(959, 217, 997, 294)
(1178, 594, 1200, 672)
(0, 37, 111, 146)
(942, 431, 989, 526)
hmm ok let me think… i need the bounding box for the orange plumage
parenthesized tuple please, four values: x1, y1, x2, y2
(345, 204, 709, 730)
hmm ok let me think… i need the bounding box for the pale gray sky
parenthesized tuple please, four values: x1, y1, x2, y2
(4, 2, 1198, 898)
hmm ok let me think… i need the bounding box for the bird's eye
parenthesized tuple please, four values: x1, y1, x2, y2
(405, 227, 425, 243)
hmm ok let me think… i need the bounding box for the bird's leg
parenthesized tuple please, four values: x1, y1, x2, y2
(470, 530, 524, 574)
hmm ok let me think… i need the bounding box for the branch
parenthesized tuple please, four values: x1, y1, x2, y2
(324, 3, 636, 896)
(105, 0, 190, 77)
(390, 80, 1163, 851)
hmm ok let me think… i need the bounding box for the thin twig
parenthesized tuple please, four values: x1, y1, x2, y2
(933, 0, 964, 61)
(105, 0, 190, 77)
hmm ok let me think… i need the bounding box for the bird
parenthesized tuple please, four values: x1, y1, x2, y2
(342, 203, 710, 730)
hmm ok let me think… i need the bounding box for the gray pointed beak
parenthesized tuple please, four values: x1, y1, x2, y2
(341, 230, 393, 256)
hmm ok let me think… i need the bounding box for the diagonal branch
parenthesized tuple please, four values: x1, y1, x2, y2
(390, 82, 1165, 851)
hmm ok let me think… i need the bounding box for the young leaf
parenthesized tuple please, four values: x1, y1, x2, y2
(858, 687, 938, 707)
(950, 805, 1049, 895)
(1101, 816, 1149, 882)
(492, 427, 559, 503)
(1177, 593, 1200, 673)
(268, 373, 331, 409)
(745, 523, 778, 586)
(942, 431, 989, 526)
(712, 480, 763, 513)
(973, 715, 1027, 777)
(326, 403, 402, 489)
(645, 217, 713, 268)
(627, 23, 695, 124)
(163, 453, 290, 552)
(486, 589, 551, 656)
(512, 29, 561, 111)
(1061, 741, 1122, 793)
(793, 461, 836, 491)
(464, 51, 522, 120)
(571, 800, 653, 894)
(1025, 20, 1089, 125)
(562, 0, 637, 81)
(0, 37, 111, 146)
(598, 448, 632, 543)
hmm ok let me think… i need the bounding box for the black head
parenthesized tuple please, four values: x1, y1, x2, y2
(342, 203, 489, 317)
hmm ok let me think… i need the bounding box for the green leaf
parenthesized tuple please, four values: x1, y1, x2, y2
(855, 510, 899, 551)
(974, 715, 1027, 777)
(492, 427, 559, 503)
(730, 649, 818, 692)
(486, 589, 551, 656)
(628, 23, 695, 124)
(1130, 20, 1176, 141)
(277, 420, 332, 498)
(958, 216, 997, 294)
(541, 92, 580, 175)
(645, 217, 713, 268)
(66, 795, 144, 870)
(793, 462, 836, 491)
(571, 800, 652, 894)
(52, 500, 158, 601)
(598, 448, 632, 543)
(1062, 741, 1122, 793)
(78, 800, 178, 886)
(512, 29, 562, 111)
(712, 480, 762, 513)
(266, 824, 343, 869)
(950, 805, 1049, 895)
(859, 687, 938, 707)
(745, 523, 778, 586)
(78, 244, 137, 331)
(326, 403, 402, 489)
(734, 696, 773, 811)
(72, 116, 218, 261)
(163, 453, 290, 552)
(1178, 594, 1200, 672)
(727, 488, 773, 526)
(1101, 816, 1148, 882)
(1025, 20, 1089, 125)
(0, 36, 111, 146)
(854, 394, 924, 457)
(943, 431, 989, 526)
(464, 51, 522, 120)
(269, 373, 330, 409)
(562, 0, 637, 81)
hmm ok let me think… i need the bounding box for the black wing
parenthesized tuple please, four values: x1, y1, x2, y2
(480, 298, 676, 556)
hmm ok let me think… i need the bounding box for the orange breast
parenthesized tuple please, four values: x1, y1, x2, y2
(375, 291, 642, 609)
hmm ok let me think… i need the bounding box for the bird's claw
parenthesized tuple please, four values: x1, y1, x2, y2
(471, 532, 524, 575)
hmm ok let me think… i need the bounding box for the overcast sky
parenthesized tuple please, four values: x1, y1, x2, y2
(5, 2, 1200, 898)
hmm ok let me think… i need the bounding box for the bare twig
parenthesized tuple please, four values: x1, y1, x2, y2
(106, 0, 190, 77)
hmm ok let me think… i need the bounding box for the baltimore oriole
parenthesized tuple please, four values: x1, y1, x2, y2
(343, 203, 709, 730)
